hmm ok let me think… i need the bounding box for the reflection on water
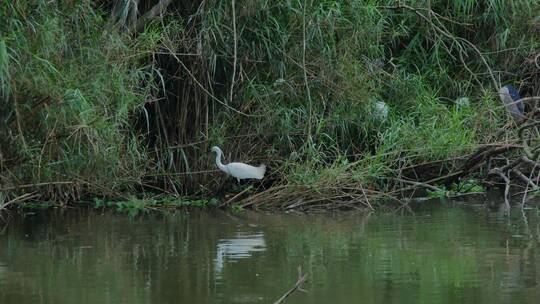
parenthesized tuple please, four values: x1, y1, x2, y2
(0, 203, 539, 304)
(215, 232, 266, 275)
(0, 263, 6, 281)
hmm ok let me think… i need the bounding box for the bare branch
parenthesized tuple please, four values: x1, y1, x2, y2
(511, 169, 538, 190)
(131, 0, 174, 32)
(273, 267, 308, 304)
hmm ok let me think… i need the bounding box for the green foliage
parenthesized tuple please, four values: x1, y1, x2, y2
(193, 0, 537, 194)
(93, 198, 155, 216)
(427, 187, 450, 199)
(426, 179, 486, 198)
(454, 179, 486, 194)
(231, 203, 244, 213)
(160, 197, 219, 207)
(20, 201, 60, 210)
(0, 1, 159, 199)
(1, 0, 539, 205)
(92, 196, 219, 215)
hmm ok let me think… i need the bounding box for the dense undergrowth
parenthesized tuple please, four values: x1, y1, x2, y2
(1, 0, 539, 210)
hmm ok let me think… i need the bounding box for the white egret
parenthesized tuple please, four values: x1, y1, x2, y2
(211, 146, 266, 182)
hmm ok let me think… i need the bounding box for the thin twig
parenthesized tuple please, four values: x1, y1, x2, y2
(229, 0, 237, 105)
(359, 184, 374, 210)
(378, 4, 499, 90)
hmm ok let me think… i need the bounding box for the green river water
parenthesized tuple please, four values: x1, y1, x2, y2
(0, 201, 539, 303)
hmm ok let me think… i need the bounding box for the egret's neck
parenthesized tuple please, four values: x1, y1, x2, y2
(214, 150, 227, 172)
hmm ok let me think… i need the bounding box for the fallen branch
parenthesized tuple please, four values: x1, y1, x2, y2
(392, 177, 443, 193)
(446, 143, 520, 185)
(511, 169, 538, 189)
(0, 181, 74, 192)
(219, 185, 253, 207)
(1, 193, 39, 210)
(273, 267, 308, 304)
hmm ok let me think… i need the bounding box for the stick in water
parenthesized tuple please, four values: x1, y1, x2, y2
(273, 267, 308, 304)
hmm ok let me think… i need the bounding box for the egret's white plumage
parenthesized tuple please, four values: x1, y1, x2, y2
(211, 146, 266, 182)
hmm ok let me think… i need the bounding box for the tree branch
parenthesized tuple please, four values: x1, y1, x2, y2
(131, 0, 174, 32)
(273, 267, 308, 304)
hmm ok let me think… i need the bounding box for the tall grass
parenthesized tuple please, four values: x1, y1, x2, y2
(0, 1, 159, 201)
(178, 0, 538, 188)
(1, 0, 539, 206)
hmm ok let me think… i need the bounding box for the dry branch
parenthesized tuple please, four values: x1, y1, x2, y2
(1, 193, 39, 210)
(511, 169, 538, 190)
(445, 143, 520, 185)
(273, 267, 308, 304)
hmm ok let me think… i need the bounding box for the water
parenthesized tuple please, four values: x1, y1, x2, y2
(1, 203, 539, 304)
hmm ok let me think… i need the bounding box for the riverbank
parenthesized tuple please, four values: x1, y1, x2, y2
(1, 1, 539, 210)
